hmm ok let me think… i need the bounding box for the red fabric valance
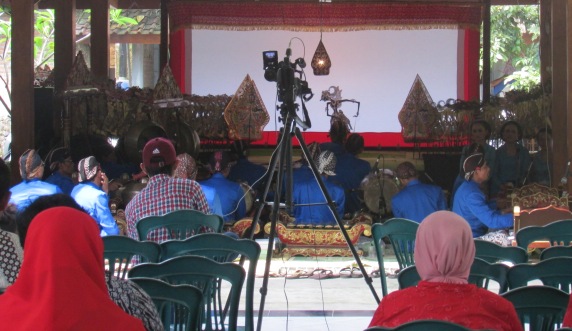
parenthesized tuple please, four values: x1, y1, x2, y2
(168, 2, 482, 32)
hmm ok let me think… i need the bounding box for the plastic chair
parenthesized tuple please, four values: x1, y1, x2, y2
(364, 319, 475, 330)
(501, 285, 569, 331)
(160, 233, 261, 331)
(397, 258, 510, 294)
(541, 246, 572, 260)
(128, 255, 245, 331)
(516, 219, 572, 249)
(474, 239, 528, 264)
(137, 210, 224, 241)
(507, 257, 572, 293)
(372, 218, 419, 296)
(130, 277, 204, 331)
(102, 235, 161, 280)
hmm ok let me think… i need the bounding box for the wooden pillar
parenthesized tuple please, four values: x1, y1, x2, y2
(482, 0, 491, 103)
(54, 0, 76, 93)
(551, 0, 568, 189)
(11, 0, 35, 185)
(567, 0, 572, 192)
(540, 0, 552, 86)
(160, 0, 169, 71)
(91, 1, 110, 81)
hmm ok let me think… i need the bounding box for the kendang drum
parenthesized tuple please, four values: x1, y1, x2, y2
(240, 182, 255, 215)
(360, 169, 399, 216)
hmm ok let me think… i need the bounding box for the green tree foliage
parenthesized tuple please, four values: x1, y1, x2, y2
(485, 5, 540, 92)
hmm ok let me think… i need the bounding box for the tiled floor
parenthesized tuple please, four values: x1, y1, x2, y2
(236, 238, 401, 331)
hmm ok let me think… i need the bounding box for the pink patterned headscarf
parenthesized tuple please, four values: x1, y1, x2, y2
(414, 211, 475, 284)
(173, 153, 197, 180)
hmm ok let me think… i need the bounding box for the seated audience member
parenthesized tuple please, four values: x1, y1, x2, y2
(9, 149, 62, 212)
(293, 150, 345, 226)
(173, 153, 223, 216)
(492, 120, 531, 197)
(0, 159, 22, 289)
(43, 147, 76, 195)
(0, 206, 146, 330)
(320, 115, 350, 158)
(71, 156, 119, 236)
(228, 140, 268, 194)
(528, 127, 552, 186)
(15, 194, 163, 331)
(563, 294, 572, 327)
(200, 151, 246, 224)
(126, 138, 209, 242)
(330, 133, 371, 215)
(453, 153, 513, 246)
(391, 161, 447, 223)
(368, 211, 522, 331)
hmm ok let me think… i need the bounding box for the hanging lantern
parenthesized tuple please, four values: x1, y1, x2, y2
(311, 37, 331, 76)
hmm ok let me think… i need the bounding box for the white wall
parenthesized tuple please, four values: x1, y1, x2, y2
(190, 29, 459, 133)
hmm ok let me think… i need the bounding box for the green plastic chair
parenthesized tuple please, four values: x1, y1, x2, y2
(128, 255, 245, 331)
(365, 319, 476, 330)
(102, 235, 161, 280)
(397, 258, 510, 294)
(160, 234, 261, 331)
(131, 277, 204, 331)
(474, 239, 528, 264)
(541, 246, 572, 260)
(516, 219, 572, 250)
(372, 218, 419, 296)
(507, 257, 572, 293)
(501, 285, 569, 331)
(136, 210, 224, 241)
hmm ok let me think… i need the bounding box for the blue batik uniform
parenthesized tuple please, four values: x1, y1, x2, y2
(228, 157, 267, 191)
(200, 173, 246, 223)
(198, 184, 223, 216)
(329, 152, 371, 214)
(391, 179, 447, 223)
(45, 172, 75, 195)
(292, 175, 345, 226)
(491, 144, 531, 197)
(452, 180, 513, 237)
(71, 182, 119, 236)
(9, 179, 62, 212)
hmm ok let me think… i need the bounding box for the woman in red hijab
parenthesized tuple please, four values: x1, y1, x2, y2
(368, 211, 522, 331)
(0, 207, 145, 331)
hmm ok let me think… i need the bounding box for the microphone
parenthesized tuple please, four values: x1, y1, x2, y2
(372, 154, 381, 175)
(561, 160, 570, 185)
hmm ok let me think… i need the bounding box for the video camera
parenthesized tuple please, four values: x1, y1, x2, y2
(263, 49, 313, 104)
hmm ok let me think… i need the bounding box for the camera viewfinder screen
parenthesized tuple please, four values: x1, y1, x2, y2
(263, 51, 278, 69)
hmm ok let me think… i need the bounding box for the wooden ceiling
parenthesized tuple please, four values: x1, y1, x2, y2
(38, 0, 538, 10)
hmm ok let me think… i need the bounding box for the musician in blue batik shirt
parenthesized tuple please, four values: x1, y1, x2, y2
(391, 161, 447, 223)
(293, 151, 345, 226)
(9, 149, 62, 213)
(71, 156, 119, 236)
(44, 147, 76, 195)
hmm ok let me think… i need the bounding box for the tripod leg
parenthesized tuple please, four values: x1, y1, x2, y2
(295, 127, 381, 304)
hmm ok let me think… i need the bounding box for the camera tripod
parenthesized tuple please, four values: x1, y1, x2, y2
(248, 100, 381, 331)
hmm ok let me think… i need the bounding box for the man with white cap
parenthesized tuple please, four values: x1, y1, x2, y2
(125, 137, 209, 243)
(71, 156, 119, 236)
(9, 149, 62, 212)
(292, 150, 345, 226)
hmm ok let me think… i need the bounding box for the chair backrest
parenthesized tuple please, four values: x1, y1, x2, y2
(474, 239, 528, 264)
(507, 257, 572, 293)
(102, 235, 161, 280)
(516, 219, 572, 249)
(365, 319, 475, 331)
(541, 246, 572, 260)
(130, 277, 203, 331)
(160, 233, 261, 331)
(372, 218, 419, 296)
(128, 255, 245, 331)
(501, 285, 569, 331)
(397, 258, 509, 294)
(136, 210, 224, 241)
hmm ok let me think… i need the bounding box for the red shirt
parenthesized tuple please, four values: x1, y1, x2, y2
(563, 295, 572, 326)
(369, 281, 523, 331)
